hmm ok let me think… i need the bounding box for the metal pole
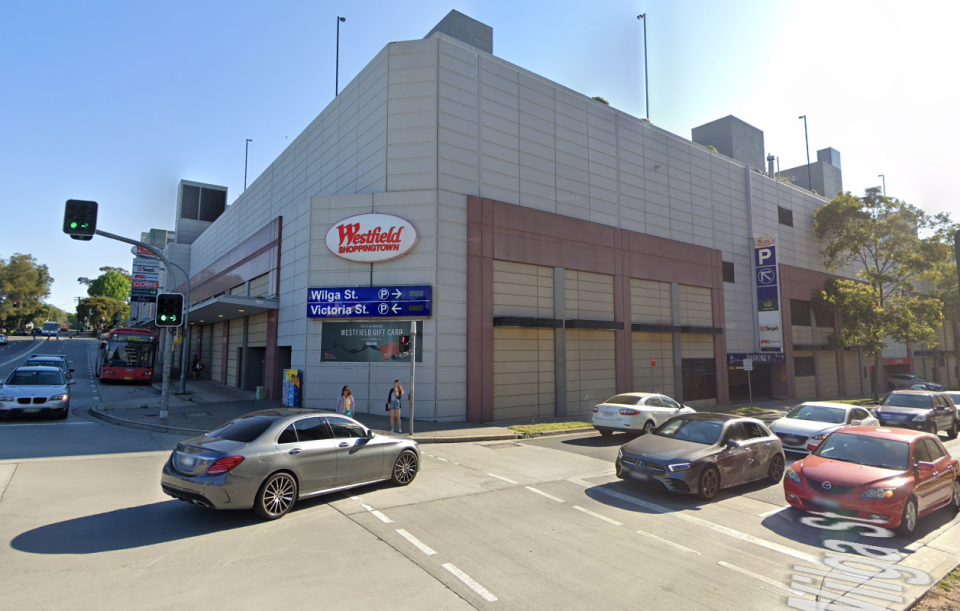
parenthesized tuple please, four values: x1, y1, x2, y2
(879, 174, 886, 196)
(637, 14, 649, 120)
(244, 139, 252, 190)
(747, 369, 753, 407)
(800, 115, 812, 192)
(409, 321, 416, 436)
(336, 16, 346, 97)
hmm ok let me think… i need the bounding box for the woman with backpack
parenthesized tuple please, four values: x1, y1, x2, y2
(387, 380, 404, 434)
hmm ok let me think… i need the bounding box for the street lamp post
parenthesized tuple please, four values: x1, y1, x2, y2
(799, 115, 812, 193)
(244, 139, 253, 191)
(878, 174, 886, 196)
(336, 16, 346, 97)
(636, 14, 649, 120)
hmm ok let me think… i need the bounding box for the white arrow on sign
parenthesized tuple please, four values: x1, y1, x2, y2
(391, 304, 400, 314)
(392, 289, 402, 299)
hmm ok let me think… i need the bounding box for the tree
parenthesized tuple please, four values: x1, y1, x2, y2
(87, 271, 131, 301)
(77, 297, 130, 329)
(814, 188, 953, 400)
(0, 253, 53, 330)
(591, 96, 610, 105)
(79, 266, 131, 289)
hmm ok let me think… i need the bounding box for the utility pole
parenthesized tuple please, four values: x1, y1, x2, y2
(336, 16, 346, 97)
(409, 321, 416, 436)
(799, 115, 812, 193)
(244, 139, 252, 190)
(879, 174, 886, 196)
(636, 14, 649, 120)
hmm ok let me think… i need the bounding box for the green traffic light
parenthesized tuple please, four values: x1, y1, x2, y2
(70, 222, 78, 229)
(159, 315, 167, 321)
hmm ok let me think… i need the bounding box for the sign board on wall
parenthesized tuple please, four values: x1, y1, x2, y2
(131, 246, 159, 259)
(727, 352, 787, 365)
(320, 321, 422, 363)
(753, 236, 783, 352)
(307, 286, 432, 319)
(325, 213, 418, 263)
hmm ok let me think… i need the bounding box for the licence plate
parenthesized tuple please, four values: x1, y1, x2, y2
(23, 408, 41, 414)
(813, 498, 841, 510)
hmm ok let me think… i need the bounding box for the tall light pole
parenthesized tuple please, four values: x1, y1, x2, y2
(244, 139, 252, 191)
(636, 14, 649, 120)
(336, 16, 346, 97)
(799, 115, 812, 193)
(878, 174, 886, 196)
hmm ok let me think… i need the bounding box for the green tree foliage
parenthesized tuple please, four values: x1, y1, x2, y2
(0, 253, 53, 330)
(78, 266, 131, 289)
(925, 224, 960, 317)
(591, 96, 610, 105)
(814, 188, 953, 399)
(77, 297, 130, 329)
(87, 271, 131, 301)
(33, 304, 70, 327)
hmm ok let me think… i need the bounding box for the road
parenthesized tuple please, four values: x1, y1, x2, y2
(1, 337, 959, 610)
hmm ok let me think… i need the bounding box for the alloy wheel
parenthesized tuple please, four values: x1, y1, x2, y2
(262, 474, 295, 517)
(394, 452, 418, 485)
(953, 481, 960, 512)
(699, 468, 719, 500)
(642, 421, 655, 435)
(903, 500, 917, 533)
(768, 455, 785, 483)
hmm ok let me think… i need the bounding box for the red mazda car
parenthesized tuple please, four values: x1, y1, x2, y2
(783, 427, 960, 535)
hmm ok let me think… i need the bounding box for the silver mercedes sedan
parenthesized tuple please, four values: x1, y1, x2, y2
(161, 409, 421, 520)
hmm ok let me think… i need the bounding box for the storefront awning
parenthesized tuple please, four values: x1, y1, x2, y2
(188, 295, 279, 326)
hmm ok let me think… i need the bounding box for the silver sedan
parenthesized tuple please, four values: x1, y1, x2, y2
(161, 409, 421, 520)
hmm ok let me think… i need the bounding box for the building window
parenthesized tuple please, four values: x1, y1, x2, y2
(681, 358, 717, 401)
(181, 185, 200, 220)
(181, 185, 226, 222)
(778, 206, 794, 227)
(722, 261, 735, 284)
(794, 356, 815, 377)
(790, 300, 812, 326)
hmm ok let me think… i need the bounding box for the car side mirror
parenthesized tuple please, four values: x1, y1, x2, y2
(915, 461, 935, 475)
(69, 369, 75, 373)
(367, 429, 375, 438)
(725, 439, 740, 448)
(850, 420, 862, 426)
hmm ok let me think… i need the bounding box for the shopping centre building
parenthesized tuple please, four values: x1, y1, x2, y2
(155, 10, 959, 422)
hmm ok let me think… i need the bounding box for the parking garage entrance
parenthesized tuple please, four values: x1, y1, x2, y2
(726, 353, 785, 403)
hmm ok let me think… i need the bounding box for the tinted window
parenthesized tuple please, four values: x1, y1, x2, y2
(7, 370, 65, 385)
(881, 394, 933, 409)
(277, 425, 298, 445)
(852, 409, 870, 422)
(786, 404, 846, 424)
(295, 417, 331, 441)
(922, 439, 945, 461)
(645, 396, 663, 407)
(208, 417, 274, 442)
(814, 433, 910, 470)
(604, 395, 642, 406)
(327, 417, 367, 438)
(913, 440, 933, 464)
(946, 393, 960, 406)
(661, 397, 680, 410)
(742, 422, 768, 439)
(724, 423, 749, 442)
(654, 418, 724, 445)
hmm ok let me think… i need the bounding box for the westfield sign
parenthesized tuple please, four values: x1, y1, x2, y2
(325, 213, 418, 263)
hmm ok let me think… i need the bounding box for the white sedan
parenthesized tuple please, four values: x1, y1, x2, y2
(592, 392, 696, 437)
(769, 401, 879, 453)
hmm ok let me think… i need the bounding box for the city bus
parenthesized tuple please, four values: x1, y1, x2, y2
(41, 321, 60, 337)
(95, 328, 157, 382)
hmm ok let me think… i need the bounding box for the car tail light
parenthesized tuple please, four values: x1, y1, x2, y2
(205, 456, 245, 475)
(593, 407, 599, 413)
(619, 408, 641, 416)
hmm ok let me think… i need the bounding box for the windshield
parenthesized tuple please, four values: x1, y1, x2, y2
(785, 404, 846, 424)
(604, 395, 642, 406)
(209, 417, 275, 442)
(25, 360, 65, 371)
(880, 394, 932, 409)
(7, 370, 65, 386)
(103, 338, 155, 368)
(814, 432, 910, 470)
(654, 418, 724, 445)
(42, 322, 60, 332)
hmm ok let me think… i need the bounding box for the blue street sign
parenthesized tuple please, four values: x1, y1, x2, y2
(307, 285, 432, 319)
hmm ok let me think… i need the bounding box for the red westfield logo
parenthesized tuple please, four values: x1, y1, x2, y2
(336, 222, 404, 254)
(325, 213, 417, 263)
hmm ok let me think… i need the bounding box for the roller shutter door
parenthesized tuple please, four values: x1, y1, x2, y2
(492, 327, 554, 421)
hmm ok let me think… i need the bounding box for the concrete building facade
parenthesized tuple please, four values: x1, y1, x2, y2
(160, 11, 960, 421)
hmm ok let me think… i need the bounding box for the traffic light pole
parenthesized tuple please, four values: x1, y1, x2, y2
(94, 229, 192, 416)
(409, 321, 416, 436)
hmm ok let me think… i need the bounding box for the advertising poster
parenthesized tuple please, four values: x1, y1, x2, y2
(282, 369, 301, 407)
(753, 235, 784, 353)
(321, 321, 423, 363)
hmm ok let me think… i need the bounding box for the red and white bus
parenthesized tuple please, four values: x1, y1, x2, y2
(95, 328, 157, 382)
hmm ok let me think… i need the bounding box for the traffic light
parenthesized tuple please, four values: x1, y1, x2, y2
(63, 199, 98, 240)
(83, 317, 88, 322)
(12, 301, 19, 309)
(399, 334, 411, 354)
(155, 293, 184, 327)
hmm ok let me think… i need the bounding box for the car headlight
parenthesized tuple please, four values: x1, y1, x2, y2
(0, 396, 14, 402)
(810, 433, 829, 441)
(49, 394, 68, 401)
(785, 468, 801, 483)
(618, 447, 624, 459)
(861, 488, 896, 499)
(668, 462, 693, 472)
(912, 414, 928, 422)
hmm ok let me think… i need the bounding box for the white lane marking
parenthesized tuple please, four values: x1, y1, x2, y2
(442, 563, 498, 602)
(572, 505, 622, 526)
(349, 496, 360, 501)
(361, 504, 393, 524)
(718, 561, 803, 596)
(396, 529, 437, 556)
(0, 464, 17, 502)
(758, 505, 790, 518)
(436, 457, 448, 462)
(0, 341, 43, 368)
(487, 473, 518, 484)
(525, 486, 565, 503)
(635, 529, 700, 554)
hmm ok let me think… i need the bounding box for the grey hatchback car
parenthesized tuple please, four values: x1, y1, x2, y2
(161, 409, 421, 520)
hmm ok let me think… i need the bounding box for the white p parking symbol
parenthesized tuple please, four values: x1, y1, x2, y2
(757, 248, 772, 265)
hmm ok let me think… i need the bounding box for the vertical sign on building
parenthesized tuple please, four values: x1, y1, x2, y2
(754, 236, 783, 352)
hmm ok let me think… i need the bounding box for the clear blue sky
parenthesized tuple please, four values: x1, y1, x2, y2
(3, 0, 957, 311)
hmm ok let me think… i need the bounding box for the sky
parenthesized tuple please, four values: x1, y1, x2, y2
(3, 0, 959, 311)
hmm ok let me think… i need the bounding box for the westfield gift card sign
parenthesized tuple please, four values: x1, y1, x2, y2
(325, 213, 417, 263)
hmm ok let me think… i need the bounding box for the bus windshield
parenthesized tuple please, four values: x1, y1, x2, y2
(42, 322, 60, 333)
(104, 334, 156, 368)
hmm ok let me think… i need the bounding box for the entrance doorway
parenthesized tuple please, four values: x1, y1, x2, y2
(244, 347, 266, 391)
(728, 363, 773, 403)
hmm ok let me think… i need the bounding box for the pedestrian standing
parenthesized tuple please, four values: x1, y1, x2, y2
(337, 385, 355, 418)
(191, 355, 203, 380)
(387, 380, 404, 433)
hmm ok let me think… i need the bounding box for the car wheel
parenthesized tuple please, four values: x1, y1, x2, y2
(641, 420, 656, 435)
(697, 466, 720, 501)
(767, 454, 785, 483)
(952, 480, 960, 514)
(896, 497, 918, 536)
(599, 429, 613, 438)
(391, 450, 419, 486)
(949, 419, 959, 441)
(253, 472, 298, 520)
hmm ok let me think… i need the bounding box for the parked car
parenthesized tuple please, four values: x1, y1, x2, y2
(23, 355, 73, 379)
(615, 413, 785, 501)
(0, 334, 7, 346)
(875, 391, 958, 438)
(161, 409, 421, 520)
(945, 391, 960, 409)
(770, 402, 879, 454)
(888, 374, 942, 392)
(0, 366, 74, 419)
(592, 392, 696, 437)
(784, 427, 960, 535)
